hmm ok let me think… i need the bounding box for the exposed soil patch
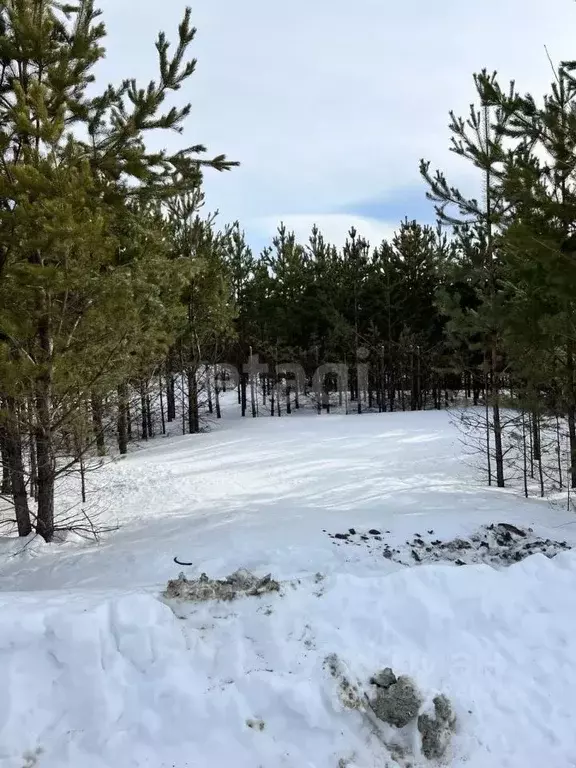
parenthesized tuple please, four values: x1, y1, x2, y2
(164, 569, 280, 602)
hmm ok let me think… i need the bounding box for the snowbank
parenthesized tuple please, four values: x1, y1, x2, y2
(2, 551, 576, 767)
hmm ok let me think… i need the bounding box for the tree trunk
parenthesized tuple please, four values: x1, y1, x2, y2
(215, 367, 222, 419)
(158, 372, 166, 435)
(484, 372, 492, 486)
(140, 381, 148, 441)
(521, 411, 528, 498)
(34, 315, 56, 543)
(250, 371, 256, 418)
(205, 365, 213, 415)
(146, 389, 153, 438)
(556, 415, 564, 490)
(492, 389, 505, 488)
(35, 389, 56, 542)
(532, 412, 541, 462)
(240, 373, 247, 417)
(117, 383, 128, 455)
(1, 400, 32, 536)
(188, 366, 200, 434)
(568, 406, 576, 490)
(0, 426, 12, 495)
(91, 393, 106, 456)
(567, 344, 576, 489)
(28, 401, 38, 501)
(166, 358, 176, 422)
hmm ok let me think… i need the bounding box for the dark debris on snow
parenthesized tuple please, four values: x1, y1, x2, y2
(326, 523, 572, 568)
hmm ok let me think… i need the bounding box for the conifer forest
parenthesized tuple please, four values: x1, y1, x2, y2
(2, 0, 576, 542)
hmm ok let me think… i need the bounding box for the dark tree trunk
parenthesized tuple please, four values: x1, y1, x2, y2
(91, 393, 106, 456)
(250, 372, 256, 418)
(35, 418, 55, 543)
(117, 383, 128, 455)
(215, 370, 222, 419)
(0, 426, 12, 495)
(567, 344, 576, 489)
(166, 364, 176, 423)
(188, 366, 200, 434)
(568, 406, 576, 490)
(240, 373, 247, 417)
(159, 373, 166, 435)
(35, 318, 56, 543)
(532, 412, 541, 462)
(146, 390, 153, 438)
(491, 356, 505, 489)
(206, 365, 213, 415)
(29, 407, 38, 501)
(140, 382, 148, 441)
(127, 397, 132, 441)
(1, 401, 32, 536)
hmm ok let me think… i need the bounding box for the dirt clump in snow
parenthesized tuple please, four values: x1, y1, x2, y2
(417, 694, 457, 759)
(325, 656, 456, 762)
(327, 522, 572, 568)
(368, 674, 422, 729)
(164, 569, 280, 602)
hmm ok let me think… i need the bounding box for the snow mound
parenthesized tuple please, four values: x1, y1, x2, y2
(327, 522, 573, 567)
(3, 551, 576, 767)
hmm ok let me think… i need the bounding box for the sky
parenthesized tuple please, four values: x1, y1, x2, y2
(96, 0, 576, 251)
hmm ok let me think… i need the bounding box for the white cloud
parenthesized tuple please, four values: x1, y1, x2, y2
(97, 0, 576, 237)
(251, 214, 398, 250)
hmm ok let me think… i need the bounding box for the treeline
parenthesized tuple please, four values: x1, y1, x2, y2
(3, 1, 576, 541)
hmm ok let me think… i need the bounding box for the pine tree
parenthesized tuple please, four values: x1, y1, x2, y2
(479, 65, 576, 488)
(0, 1, 237, 539)
(421, 71, 514, 487)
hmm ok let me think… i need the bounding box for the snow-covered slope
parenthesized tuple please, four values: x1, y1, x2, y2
(1, 408, 576, 767)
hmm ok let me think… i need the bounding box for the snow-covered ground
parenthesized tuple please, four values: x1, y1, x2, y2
(1, 405, 576, 768)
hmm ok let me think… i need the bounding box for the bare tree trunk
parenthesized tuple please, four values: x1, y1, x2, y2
(214, 366, 222, 419)
(180, 371, 186, 435)
(35, 316, 56, 543)
(492, 400, 505, 488)
(146, 388, 153, 438)
(240, 373, 247, 417)
(187, 366, 200, 434)
(91, 393, 106, 457)
(0, 426, 12, 495)
(117, 383, 128, 455)
(127, 396, 132, 441)
(28, 398, 38, 501)
(249, 354, 256, 418)
(522, 411, 528, 498)
(532, 412, 541, 462)
(140, 381, 148, 441)
(74, 430, 87, 505)
(1, 399, 32, 536)
(568, 406, 576, 490)
(205, 365, 213, 415)
(556, 415, 564, 490)
(158, 372, 166, 435)
(166, 359, 176, 423)
(484, 372, 492, 486)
